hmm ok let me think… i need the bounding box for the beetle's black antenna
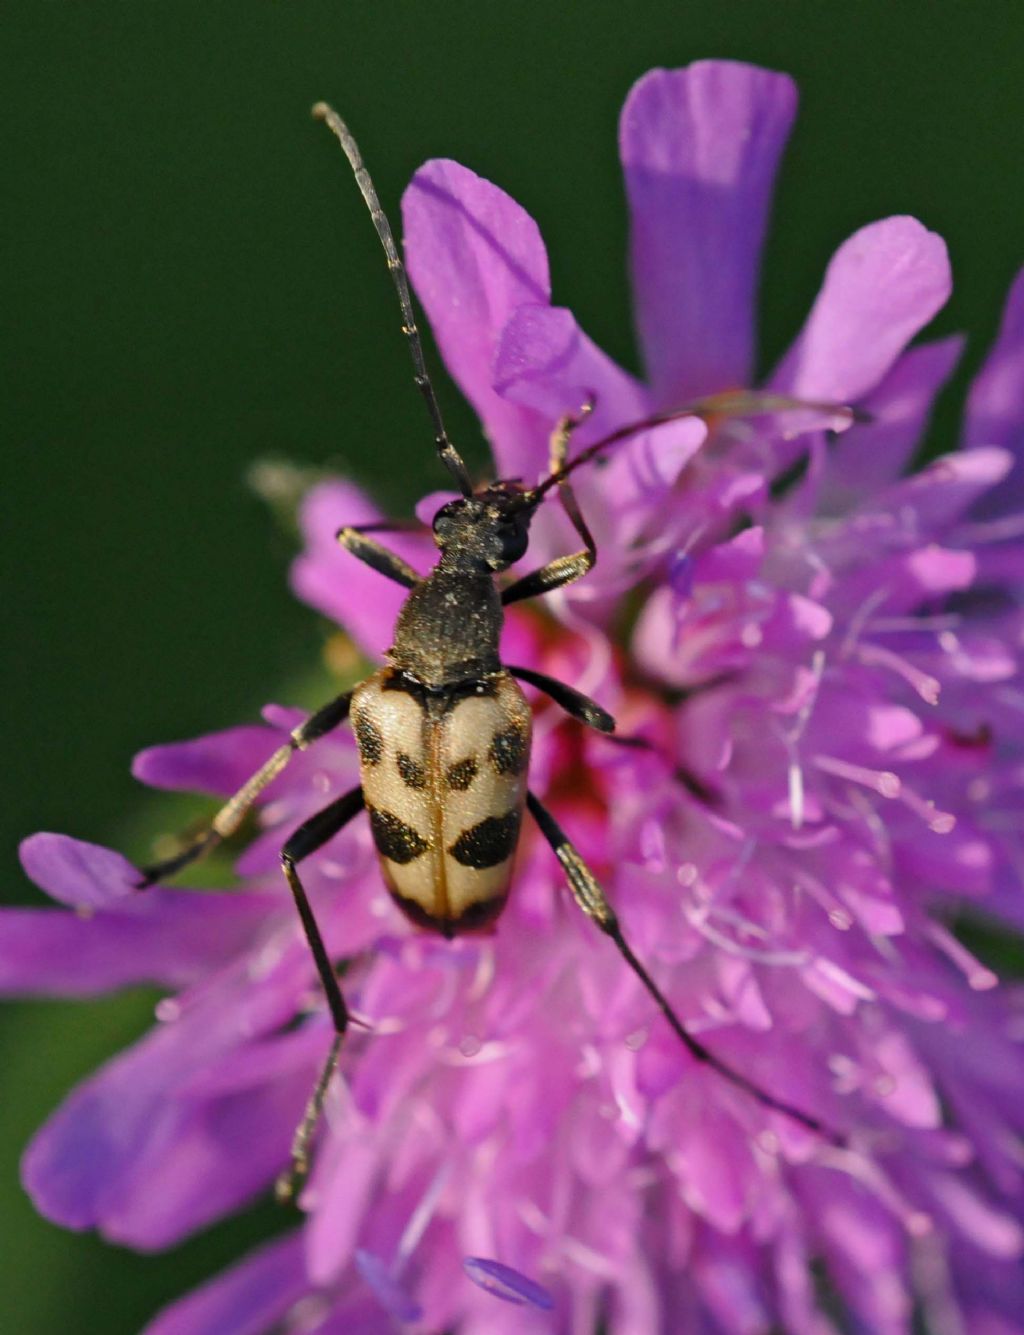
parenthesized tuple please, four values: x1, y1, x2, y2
(312, 102, 474, 499)
(529, 391, 866, 503)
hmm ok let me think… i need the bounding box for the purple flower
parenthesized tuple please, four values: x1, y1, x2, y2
(9, 60, 1024, 1333)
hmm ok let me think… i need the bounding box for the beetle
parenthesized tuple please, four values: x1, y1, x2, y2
(139, 104, 850, 1200)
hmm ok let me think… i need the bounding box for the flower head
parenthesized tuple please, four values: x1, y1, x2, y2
(9, 61, 1024, 1334)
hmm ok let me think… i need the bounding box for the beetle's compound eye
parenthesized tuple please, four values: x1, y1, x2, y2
(492, 516, 529, 568)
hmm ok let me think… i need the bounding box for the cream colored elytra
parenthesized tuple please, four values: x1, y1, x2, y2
(351, 668, 532, 933)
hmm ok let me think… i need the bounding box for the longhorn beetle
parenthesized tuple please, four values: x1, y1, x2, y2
(140, 104, 854, 1201)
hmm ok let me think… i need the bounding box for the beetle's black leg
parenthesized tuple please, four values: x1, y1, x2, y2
(503, 410, 598, 606)
(525, 791, 843, 1146)
(336, 524, 422, 589)
(277, 784, 366, 1203)
(137, 690, 355, 886)
(508, 664, 615, 733)
(501, 549, 596, 606)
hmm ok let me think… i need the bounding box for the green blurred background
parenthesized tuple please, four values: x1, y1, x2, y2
(5, 3, 1024, 1330)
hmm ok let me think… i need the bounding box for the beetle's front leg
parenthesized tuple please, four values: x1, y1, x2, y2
(336, 522, 422, 588)
(502, 409, 597, 606)
(277, 784, 366, 1202)
(138, 689, 354, 886)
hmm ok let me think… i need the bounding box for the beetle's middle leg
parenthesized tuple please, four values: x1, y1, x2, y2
(502, 408, 598, 606)
(276, 783, 366, 1202)
(525, 791, 842, 1145)
(137, 689, 354, 886)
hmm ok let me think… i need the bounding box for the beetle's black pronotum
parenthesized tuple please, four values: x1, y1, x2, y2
(140, 104, 852, 1200)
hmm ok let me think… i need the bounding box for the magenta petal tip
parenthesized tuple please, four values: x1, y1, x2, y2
(19, 833, 139, 909)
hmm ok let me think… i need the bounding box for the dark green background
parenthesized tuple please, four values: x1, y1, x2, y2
(5, 4, 1024, 1331)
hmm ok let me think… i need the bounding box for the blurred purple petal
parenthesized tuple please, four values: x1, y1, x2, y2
(307, 1134, 386, 1285)
(772, 216, 951, 403)
(821, 335, 963, 511)
(871, 446, 1013, 531)
(133, 724, 282, 796)
(20, 833, 138, 909)
(143, 1232, 307, 1335)
(621, 61, 797, 402)
(0, 890, 274, 996)
(23, 996, 317, 1247)
(964, 265, 1024, 513)
(291, 480, 432, 652)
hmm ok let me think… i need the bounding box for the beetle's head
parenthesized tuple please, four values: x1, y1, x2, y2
(432, 481, 537, 573)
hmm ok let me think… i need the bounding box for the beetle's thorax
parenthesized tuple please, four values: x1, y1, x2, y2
(387, 485, 535, 688)
(389, 568, 503, 687)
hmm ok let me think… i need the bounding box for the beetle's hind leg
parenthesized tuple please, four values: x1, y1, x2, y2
(526, 791, 843, 1146)
(276, 784, 366, 1203)
(137, 689, 355, 887)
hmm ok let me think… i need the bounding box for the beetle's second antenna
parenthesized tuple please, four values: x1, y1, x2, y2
(312, 102, 474, 498)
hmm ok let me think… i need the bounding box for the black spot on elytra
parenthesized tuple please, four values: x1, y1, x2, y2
(353, 712, 383, 765)
(449, 810, 520, 868)
(368, 807, 429, 864)
(445, 757, 478, 791)
(489, 725, 528, 776)
(389, 888, 508, 937)
(397, 752, 426, 788)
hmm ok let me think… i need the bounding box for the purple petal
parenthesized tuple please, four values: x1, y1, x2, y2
(402, 159, 550, 472)
(101, 1060, 306, 1248)
(965, 265, 1024, 451)
(964, 266, 1024, 514)
(143, 1231, 307, 1335)
(620, 61, 797, 402)
(874, 447, 1013, 532)
(133, 724, 282, 796)
(291, 480, 432, 654)
(23, 1009, 317, 1248)
(493, 303, 708, 560)
(928, 1173, 1024, 1259)
(20, 833, 138, 909)
(821, 336, 963, 511)
(0, 891, 274, 996)
(462, 1257, 555, 1310)
(414, 488, 459, 526)
(307, 1136, 384, 1284)
(494, 303, 649, 446)
(772, 216, 951, 403)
